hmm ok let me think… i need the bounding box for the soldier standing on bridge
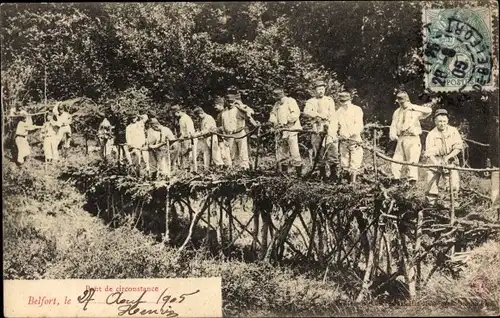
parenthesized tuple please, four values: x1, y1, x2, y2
(337, 91, 364, 183)
(97, 110, 115, 160)
(214, 96, 232, 167)
(52, 102, 73, 151)
(194, 106, 224, 170)
(222, 92, 255, 170)
(146, 117, 178, 178)
(172, 105, 197, 172)
(269, 88, 303, 176)
(303, 80, 339, 181)
(41, 113, 61, 163)
(424, 109, 463, 208)
(389, 91, 433, 185)
(126, 114, 150, 174)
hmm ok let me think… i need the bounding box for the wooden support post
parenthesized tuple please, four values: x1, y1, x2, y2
(449, 176, 455, 256)
(415, 209, 423, 291)
(228, 198, 233, 245)
(218, 198, 224, 246)
(254, 126, 261, 170)
(209, 134, 213, 168)
(166, 140, 171, 178)
(373, 129, 378, 180)
(178, 196, 211, 252)
(307, 207, 318, 260)
(260, 209, 270, 259)
(356, 212, 379, 303)
(252, 199, 260, 254)
(206, 198, 211, 243)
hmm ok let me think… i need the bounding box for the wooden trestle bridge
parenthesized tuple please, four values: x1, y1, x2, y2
(64, 124, 500, 301)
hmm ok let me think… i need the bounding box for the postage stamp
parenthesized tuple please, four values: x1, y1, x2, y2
(423, 7, 495, 92)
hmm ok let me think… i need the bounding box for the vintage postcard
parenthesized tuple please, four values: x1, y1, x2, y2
(3, 1, 499, 317)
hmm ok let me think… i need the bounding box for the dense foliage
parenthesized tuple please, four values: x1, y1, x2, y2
(1, 2, 498, 165)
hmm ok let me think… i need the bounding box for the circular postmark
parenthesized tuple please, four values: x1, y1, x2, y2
(423, 8, 494, 92)
(469, 273, 491, 298)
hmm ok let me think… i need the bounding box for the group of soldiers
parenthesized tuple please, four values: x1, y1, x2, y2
(11, 80, 465, 207)
(11, 102, 73, 165)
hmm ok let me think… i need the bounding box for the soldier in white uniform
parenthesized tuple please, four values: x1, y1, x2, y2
(303, 80, 339, 180)
(52, 102, 72, 150)
(146, 117, 178, 178)
(389, 91, 433, 185)
(97, 110, 115, 160)
(126, 114, 150, 174)
(269, 88, 303, 176)
(222, 93, 255, 170)
(194, 107, 224, 170)
(336, 92, 364, 183)
(424, 109, 463, 208)
(172, 105, 197, 172)
(214, 96, 232, 167)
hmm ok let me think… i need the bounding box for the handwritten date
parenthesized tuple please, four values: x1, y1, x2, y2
(77, 287, 200, 317)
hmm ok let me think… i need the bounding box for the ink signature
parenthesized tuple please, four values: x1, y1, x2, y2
(77, 287, 200, 317)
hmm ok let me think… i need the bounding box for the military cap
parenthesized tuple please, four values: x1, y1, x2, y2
(193, 106, 205, 114)
(434, 109, 449, 118)
(338, 92, 352, 101)
(396, 91, 410, 100)
(214, 96, 225, 104)
(225, 93, 237, 101)
(171, 104, 182, 112)
(149, 117, 160, 126)
(313, 80, 326, 88)
(227, 86, 239, 95)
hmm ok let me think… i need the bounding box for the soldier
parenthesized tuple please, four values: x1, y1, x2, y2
(172, 104, 197, 171)
(221, 92, 255, 170)
(269, 88, 303, 176)
(194, 107, 224, 170)
(303, 80, 338, 180)
(52, 102, 73, 150)
(14, 114, 42, 166)
(126, 114, 150, 174)
(389, 91, 434, 185)
(111, 113, 132, 166)
(214, 96, 232, 167)
(424, 109, 463, 208)
(146, 117, 178, 177)
(97, 110, 115, 160)
(41, 113, 60, 163)
(336, 91, 364, 183)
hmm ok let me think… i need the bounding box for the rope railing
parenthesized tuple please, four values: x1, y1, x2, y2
(363, 123, 490, 147)
(118, 123, 498, 173)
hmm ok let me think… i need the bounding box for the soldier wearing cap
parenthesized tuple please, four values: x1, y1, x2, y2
(14, 113, 42, 166)
(53, 102, 73, 151)
(126, 113, 150, 173)
(172, 104, 197, 172)
(194, 106, 224, 170)
(424, 109, 463, 207)
(221, 92, 254, 170)
(389, 91, 434, 184)
(269, 88, 303, 176)
(97, 109, 115, 160)
(214, 96, 232, 167)
(112, 112, 133, 166)
(337, 91, 364, 183)
(303, 80, 339, 180)
(146, 117, 178, 177)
